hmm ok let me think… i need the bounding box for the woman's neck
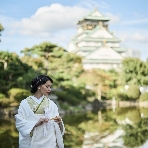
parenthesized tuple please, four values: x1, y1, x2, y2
(33, 92, 43, 99)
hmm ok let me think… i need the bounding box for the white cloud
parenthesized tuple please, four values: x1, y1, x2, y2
(0, 1, 147, 60)
(13, 4, 89, 37)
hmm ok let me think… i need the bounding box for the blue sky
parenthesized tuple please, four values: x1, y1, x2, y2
(0, 0, 148, 60)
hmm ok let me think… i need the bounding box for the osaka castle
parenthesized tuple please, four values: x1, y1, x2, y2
(68, 9, 128, 70)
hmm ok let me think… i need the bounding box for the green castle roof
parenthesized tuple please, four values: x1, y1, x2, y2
(113, 47, 127, 52)
(77, 9, 110, 24)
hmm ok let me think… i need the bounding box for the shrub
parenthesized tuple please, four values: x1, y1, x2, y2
(139, 92, 148, 101)
(0, 99, 12, 108)
(106, 88, 117, 100)
(107, 86, 128, 101)
(8, 88, 31, 102)
(116, 93, 129, 101)
(0, 93, 6, 99)
(55, 91, 80, 105)
(127, 85, 140, 100)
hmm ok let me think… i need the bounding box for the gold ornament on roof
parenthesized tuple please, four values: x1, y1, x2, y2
(83, 24, 95, 30)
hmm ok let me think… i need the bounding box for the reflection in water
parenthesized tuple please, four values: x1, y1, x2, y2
(1, 107, 148, 148)
(82, 107, 148, 148)
(0, 116, 18, 148)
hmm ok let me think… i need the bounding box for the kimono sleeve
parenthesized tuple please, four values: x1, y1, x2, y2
(15, 102, 38, 137)
(51, 101, 65, 135)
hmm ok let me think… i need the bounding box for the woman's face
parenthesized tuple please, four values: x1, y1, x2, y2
(39, 80, 52, 96)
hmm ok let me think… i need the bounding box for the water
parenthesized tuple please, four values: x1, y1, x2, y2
(0, 107, 148, 148)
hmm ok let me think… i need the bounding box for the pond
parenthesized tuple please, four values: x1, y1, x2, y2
(0, 107, 148, 148)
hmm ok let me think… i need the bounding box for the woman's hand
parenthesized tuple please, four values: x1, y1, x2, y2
(54, 116, 62, 124)
(35, 118, 49, 127)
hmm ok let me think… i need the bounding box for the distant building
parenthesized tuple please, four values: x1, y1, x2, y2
(68, 8, 128, 70)
(125, 49, 141, 59)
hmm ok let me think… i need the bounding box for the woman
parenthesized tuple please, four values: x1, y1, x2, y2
(15, 75, 65, 148)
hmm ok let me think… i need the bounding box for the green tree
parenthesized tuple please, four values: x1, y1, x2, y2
(139, 92, 148, 101)
(78, 69, 119, 100)
(122, 58, 148, 86)
(0, 24, 4, 31)
(0, 51, 36, 95)
(21, 42, 89, 105)
(21, 42, 83, 86)
(127, 85, 141, 100)
(0, 23, 4, 42)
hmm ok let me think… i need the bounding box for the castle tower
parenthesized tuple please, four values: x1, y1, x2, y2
(68, 8, 127, 70)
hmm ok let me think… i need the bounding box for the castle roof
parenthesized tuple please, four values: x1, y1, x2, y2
(77, 8, 110, 24)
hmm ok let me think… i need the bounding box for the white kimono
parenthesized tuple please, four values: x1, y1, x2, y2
(15, 97, 64, 148)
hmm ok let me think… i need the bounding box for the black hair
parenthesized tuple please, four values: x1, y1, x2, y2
(30, 75, 53, 93)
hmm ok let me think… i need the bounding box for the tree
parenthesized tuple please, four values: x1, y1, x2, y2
(122, 58, 148, 86)
(78, 69, 119, 100)
(0, 23, 4, 42)
(0, 51, 36, 95)
(21, 42, 89, 105)
(127, 85, 141, 100)
(21, 42, 84, 86)
(0, 24, 4, 31)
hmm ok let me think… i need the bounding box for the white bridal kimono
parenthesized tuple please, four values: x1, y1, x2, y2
(15, 96, 65, 148)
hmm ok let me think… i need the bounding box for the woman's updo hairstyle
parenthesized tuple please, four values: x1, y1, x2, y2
(30, 75, 53, 93)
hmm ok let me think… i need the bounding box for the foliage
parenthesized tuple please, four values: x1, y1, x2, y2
(0, 51, 36, 95)
(0, 23, 4, 32)
(114, 108, 141, 124)
(114, 108, 129, 120)
(21, 42, 83, 83)
(116, 93, 129, 101)
(21, 42, 90, 105)
(123, 119, 148, 147)
(127, 85, 141, 100)
(0, 99, 12, 108)
(107, 86, 128, 101)
(0, 118, 18, 148)
(126, 108, 141, 123)
(8, 88, 31, 102)
(55, 84, 94, 105)
(78, 69, 119, 100)
(0, 42, 88, 106)
(63, 113, 91, 148)
(122, 58, 148, 86)
(140, 108, 148, 117)
(55, 90, 80, 105)
(0, 93, 6, 99)
(63, 125, 84, 148)
(139, 92, 148, 101)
